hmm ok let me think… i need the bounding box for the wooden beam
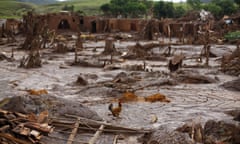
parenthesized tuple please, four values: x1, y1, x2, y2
(88, 123, 105, 144)
(67, 117, 80, 144)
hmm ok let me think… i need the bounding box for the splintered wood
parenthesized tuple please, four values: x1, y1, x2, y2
(0, 109, 53, 144)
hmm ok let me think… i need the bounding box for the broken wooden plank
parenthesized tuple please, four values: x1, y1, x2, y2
(0, 133, 31, 144)
(63, 114, 151, 133)
(89, 123, 105, 144)
(0, 125, 10, 132)
(67, 117, 80, 144)
(48, 135, 88, 144)
(24, 122, 53, 135)
(113, 135, 119, 144)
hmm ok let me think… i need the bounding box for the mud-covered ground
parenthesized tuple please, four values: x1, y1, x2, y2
(0, 35, 239, 143)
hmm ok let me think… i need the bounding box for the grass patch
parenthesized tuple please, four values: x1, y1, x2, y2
(224, 31, 240, 41)
(0, 0, 110, 18)
(0, 0, 36, 18)
(38, 0, 110, 15)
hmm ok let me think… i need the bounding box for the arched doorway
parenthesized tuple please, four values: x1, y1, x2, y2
(130, 23, 136, 31)
(91, 21, 97, 33)
(58, 19, 70, 29)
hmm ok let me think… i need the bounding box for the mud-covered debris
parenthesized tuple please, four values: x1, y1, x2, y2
(71, 59, 104, 68)
(26, 89, 48, 95)
(204, 120, 240, 144)
(150, 114, 158, 123)
(0, 95, 102, 121)
(76, 75, 88, 86)
(168, 54, 185, 72)
(221, 46, 240, 76)
(19, 51, 42, 68)
(221, 78, 240, 91)
(123, 42, 159, 59)
(0, 52, 13, 61)
(113, 72, 139, 84)
(0, 108, 53, 144)
(176, 122, 204, 143)
(139, 126, 194, 144)
(225, 109, 240, 122)
(53, 42, 68, 53)
(176, 120, 240, 144)
(146, 55, 167, 61)
(124, 64, 144, 71)
(118, 92, 139, 103)
(145, 93, 170, 103)
(102, 37, 119, 55)
(117, 92, 171, 103)
(174, 70, 217, 84)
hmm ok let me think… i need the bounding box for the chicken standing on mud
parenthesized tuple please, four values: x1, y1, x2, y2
(108, 102, 122, 117)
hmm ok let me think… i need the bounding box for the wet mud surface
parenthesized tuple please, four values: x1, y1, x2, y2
(0, 37, 240, 143)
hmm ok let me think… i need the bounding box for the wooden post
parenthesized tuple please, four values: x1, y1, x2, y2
(11, 48, 14, 58)
(167, 44, 171, 57)
(167, 25, 171, 42)
(75, 32, 82, 63)
(182, 23, 185, 44)
(205, 44, 210, 66)
(205, 26, 210, 66)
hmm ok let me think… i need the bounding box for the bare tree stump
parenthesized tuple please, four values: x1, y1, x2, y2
(102, 37, 118, 55)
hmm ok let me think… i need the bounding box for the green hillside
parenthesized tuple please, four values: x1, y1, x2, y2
(18, 0, 57, 5)
(38, 0, 110, 15)
(0, 0, 110, 18)
(0, 0, 36, 18)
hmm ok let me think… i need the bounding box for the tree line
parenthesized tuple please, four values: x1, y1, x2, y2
(100, 0, 240, 19)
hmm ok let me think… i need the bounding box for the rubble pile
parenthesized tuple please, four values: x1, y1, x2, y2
(0, 95, 102, 121)
(123, 42, 159, 59)
(0, 109, 53, 144)
(221, 78, 240, 91)
(176, 120, 240, 144)
(139, 126, 194, 144)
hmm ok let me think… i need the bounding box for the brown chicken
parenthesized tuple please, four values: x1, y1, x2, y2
(108, 102, 122, 117)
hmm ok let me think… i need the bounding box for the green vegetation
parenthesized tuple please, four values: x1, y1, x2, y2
(0, 0, 110, 18)
(100, 0, 150, 18)
(187, 0, 238, 19)
(0, 0, 239, 19)
(18, 0, 56, 5)
(0, 0, 36, 18)
(224, 31, 240, 41)
(39, 0, 110, 15)
(100, 0, 188, 18)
